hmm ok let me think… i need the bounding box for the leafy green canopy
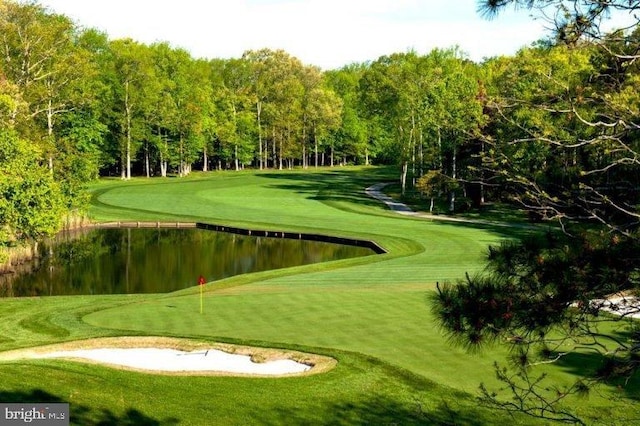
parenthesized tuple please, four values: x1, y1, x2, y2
(0, 130, 64, 245)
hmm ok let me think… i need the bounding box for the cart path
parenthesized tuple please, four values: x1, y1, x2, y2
(365, 183, 537, 229)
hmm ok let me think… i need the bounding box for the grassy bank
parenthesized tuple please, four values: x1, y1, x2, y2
(1, 167, 636, 425)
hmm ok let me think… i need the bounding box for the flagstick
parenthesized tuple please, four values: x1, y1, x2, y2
(198, 275, 205, 314)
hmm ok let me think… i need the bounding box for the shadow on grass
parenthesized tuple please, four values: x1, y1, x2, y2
(247, 394, 495, 426)
(548, 350, 640, 401)
(0, 389, 179, 426)
(258, 169, 552, 242)
(256, 168, 397, 210)
(431, 218, 549, 241)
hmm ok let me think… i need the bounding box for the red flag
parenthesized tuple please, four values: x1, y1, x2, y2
(198, 275, 206, 286)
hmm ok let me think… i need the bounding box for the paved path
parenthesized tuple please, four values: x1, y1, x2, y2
(365, 183, 535, 229)
(365, 183, 417, 216)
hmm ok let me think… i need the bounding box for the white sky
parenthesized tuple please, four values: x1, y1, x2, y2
(34, 0, 632, 69)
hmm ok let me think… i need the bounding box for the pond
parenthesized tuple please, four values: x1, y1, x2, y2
(0, 227, 376, 297)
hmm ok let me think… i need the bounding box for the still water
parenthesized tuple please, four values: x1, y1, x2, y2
(0, 227, 374, 297)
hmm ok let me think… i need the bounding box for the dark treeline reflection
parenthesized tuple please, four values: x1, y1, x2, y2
(1, 228, 373, 297)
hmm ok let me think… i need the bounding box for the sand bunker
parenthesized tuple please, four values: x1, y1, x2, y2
(38, 348, 311, 374)
(592, 296, 640, 318)
(0, 337, 336, 377)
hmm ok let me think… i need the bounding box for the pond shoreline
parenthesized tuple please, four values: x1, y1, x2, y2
(1, 221, 385, 297)
(1, 221, 386, 275)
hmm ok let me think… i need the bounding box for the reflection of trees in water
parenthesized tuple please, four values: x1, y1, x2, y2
(0, 229, 107, 297)
(1, 228, 373, 297)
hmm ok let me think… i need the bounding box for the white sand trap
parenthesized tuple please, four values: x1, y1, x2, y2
(593, 296, 640, 319)
(0, 337, 336, 377)
(572, 295, 640, 319)
(37, 348, 311, 374)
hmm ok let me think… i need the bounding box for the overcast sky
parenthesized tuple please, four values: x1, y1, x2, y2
(35, 0, 566, 69)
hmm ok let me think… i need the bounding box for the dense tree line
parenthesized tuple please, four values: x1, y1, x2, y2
(0, 0, 637, 237)
(0, 0, 483, 251)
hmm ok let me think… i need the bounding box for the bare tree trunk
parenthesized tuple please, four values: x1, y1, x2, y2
(401, 161, 408, 195)
(315, 137, 319, 168)
(160, 130, 168, 177)
(126, 132, 131, 180)
(47, 98, 54, 174)
(145, 143, 150, 178)
(399, 124, 412, 196)
(411, 112, 416, 187)
(314, 124, 319, 168)
(480, 140, 485, 205)
(302, 144, 306, 169)
(160, 151, 167, 177)
(449, 144, 457, 213)
(302, 122, 307, 169)
(437, 128, 442, 169)
(125, 81, 132, 180)
(419, 128, 424, 178)
(257, 101, 263, 170)
(179, 134, 185, 177)
(121, 156, 126, 180)
(272, 126, 276, 168)
(203, 146, 208, 172)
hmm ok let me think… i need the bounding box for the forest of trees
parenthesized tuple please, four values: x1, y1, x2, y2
(1, 0, 638, 249)
(0, 0, 485, 249)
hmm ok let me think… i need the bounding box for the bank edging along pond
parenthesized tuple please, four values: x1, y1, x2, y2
(97, 221, 197, 229)
(194, 222, 387, 254)
(96, 221, 386, 254)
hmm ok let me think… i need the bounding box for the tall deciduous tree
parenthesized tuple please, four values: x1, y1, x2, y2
(299, 65, 342, 168)
(0, 1, 96, 173)
(243, 49, 306, 169)
(217, 58, 257, 170)
(360, 52, 420, 194)
(306, 84, 343, 168)
(162, 48, 209, 177)
(326, 64, 372, 166)
(107, 39, 156, 180)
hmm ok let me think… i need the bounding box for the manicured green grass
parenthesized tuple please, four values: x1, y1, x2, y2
(0, 349, 504, 425)
(1, 166, 637, 425)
